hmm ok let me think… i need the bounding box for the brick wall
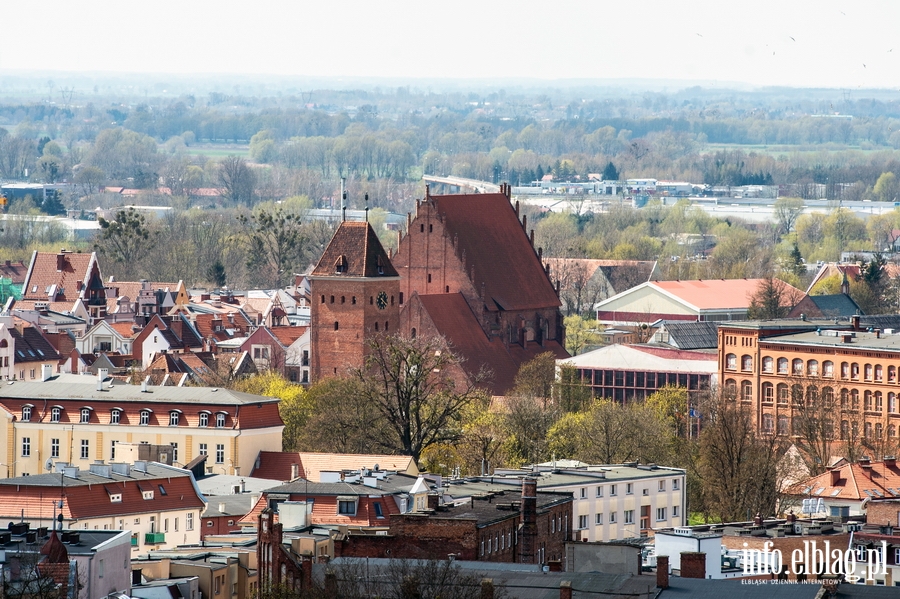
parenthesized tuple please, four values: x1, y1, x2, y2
(867, 499, 900, 527)
(680, 552, 706, 579)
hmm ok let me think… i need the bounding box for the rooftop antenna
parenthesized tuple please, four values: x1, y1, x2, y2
(365, 193, 369, 223)
(340, 177, 347, 222)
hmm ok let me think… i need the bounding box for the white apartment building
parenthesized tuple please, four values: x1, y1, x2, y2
(493, 463, 687, 542)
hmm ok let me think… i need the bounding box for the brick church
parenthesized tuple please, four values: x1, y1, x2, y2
(308, 184, 568, 395)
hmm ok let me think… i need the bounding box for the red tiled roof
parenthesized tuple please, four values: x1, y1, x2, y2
(250, 451, 305, 481)
(22, 251, 97, 302)
(0, 260, 27, 284)
(312, 222, 398, 278)
(652, 279, 803, 311)
(0, 471, 204, 520)
(109, 322, 138, 338)
(430, 192, 559, 311)
(787, 460, 900, 502)
(268, 326, 307, 347)
(250, 451, 417, 482)
(417, 293, 566, 395)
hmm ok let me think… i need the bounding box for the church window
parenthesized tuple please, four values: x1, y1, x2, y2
(399, 293, 403, 305)
(446, 286, 450, 293)
(321, 295, 325, 303)
(411, 328, 416, 339)
(334, 321, 339, 331)
(420, 224, 425, 233)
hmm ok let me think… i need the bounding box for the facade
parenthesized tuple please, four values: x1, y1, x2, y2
(455, 465, 686, 542)
(717, 318, 900, 439)
(250, 451, 419, 482)
(0, 461, 204, 552)
(560, 344, 717, 403)
(308, 220, 401, 380)
(0, 375, 284, 478)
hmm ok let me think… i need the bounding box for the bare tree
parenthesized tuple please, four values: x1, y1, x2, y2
(218, 155, 257, 206)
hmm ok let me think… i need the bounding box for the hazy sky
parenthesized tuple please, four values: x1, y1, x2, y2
(4, 0, 900, 89)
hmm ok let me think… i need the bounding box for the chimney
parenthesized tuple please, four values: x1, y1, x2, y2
(786, 511, 797, 523)
(218, 502, 226, 514)
(519, 478, 538, 564)
(885, 456, 897, 468)
(680, 552, 706, 579)
(56, 253, 66, 271)
(427, 494, 440, 510)
(753, 512, 763, 526)
(291, 463, 300, 480)
(559, 581, 572, 599)
(656, 555, 669, 589)
(41, 364, 53, 382)
(830, 469, 841, 486)
(852, 314, 861, 331)
(480, 579, 494, 599)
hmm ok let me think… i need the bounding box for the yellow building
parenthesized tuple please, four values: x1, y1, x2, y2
(0, 375, 284, 478)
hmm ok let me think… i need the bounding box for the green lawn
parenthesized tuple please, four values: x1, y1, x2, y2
(182, 144, 250, 159)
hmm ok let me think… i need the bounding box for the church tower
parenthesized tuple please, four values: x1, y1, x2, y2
(308, 221, 400, 380)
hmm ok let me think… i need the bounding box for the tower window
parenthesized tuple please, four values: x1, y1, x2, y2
(420, 224, 424, 232)
(385, 321, 389, 331)
(341, 296, 345, 304)
(429, 224, 433, 233)
(399, 292, 403, 305)
(370, 296, 374, 305)
(334, 321, 339, 331)
(445, 286, 450, 293)
(375, 322, 379, 331)
(427, 274, 432, 283)
(411, 328, 417, 339)
(391, 295, 394, 306)
(352, 296, 357, 304)
(330, 295, 335, 304)
(321, 295, 325, 303)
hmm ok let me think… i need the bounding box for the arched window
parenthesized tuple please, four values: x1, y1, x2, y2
(876, 423, 884, 439)
(726, 354, 737, 370)
(741, 380, 753, 401)
(852, 421, 859, 439)
(865, 422, 873, 438)
(841, 362, 850, 379)
(792, 359, 803, 375)
(341, 296, 345, 304)
(410, 328, 417, 339)
(890, 393, 897, 413)
(762, 382, 774, 403)
(762, 357, 774, 373)
(875, 365, 884, 382)
(384, 321, 389, 331)
(80, 408, 91, 424)
(823, 361, 834, 377)
(865, 364, 873, 380)
(851, 389, 860, 410)
(777, 358, 789, 374)
(334, 321, 339, 331)
(807, 360, 818, 376)
(169, 411, 180, 426)
(840, 388, 849, 408)
(741, 355, 753, 372)
(140, 410, 150, 426)
(806, 386, 818, 406)
(875, 392, 883, 413)
(199, 412, 209, 427)
(777, 383, 789, 405)
(21, 406, 31, 422)
(851, 363, 860, 379)
(864, 390, 873, 411)
(374, 322, 379, 332)
(840, 420, 849, 440)
(110, 409, 121, 425)
(762, 414, 774, 433)
(724, 379, 737, 399)
(822, 387, 834, 408)
(778, 416, 789, 436)
(890, 365, 897, 382)
(791, 384, 804, 406)
(51, 407, 61, 423)
(890, 425, 897, 439)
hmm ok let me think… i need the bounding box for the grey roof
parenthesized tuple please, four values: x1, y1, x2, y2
(196, 474, 283, 496)
(808, 294, 862, 317)
(202, 495, 257, 517)
(0, 377, 279, 405)
(448, 466, 685, 493)
(764, 329, 900, 352)
(0, 462, 191, 487)
(835, 584, 900, 597)
(660, 577, 820, 598)
(657, 320, 720, 350)
(264, 473, 425, 497)
(316, 559, 655, 599)
(861, 314, 900, 330)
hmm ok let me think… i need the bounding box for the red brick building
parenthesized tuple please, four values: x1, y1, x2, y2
(309, 186, 568, 394)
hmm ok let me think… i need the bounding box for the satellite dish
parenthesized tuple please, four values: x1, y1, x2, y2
(45, 458, 53, 472)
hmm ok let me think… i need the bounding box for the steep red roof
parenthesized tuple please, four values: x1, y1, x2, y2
(311, 221, 398, 278)
(417, 293, 565, 395)
(251, 451, 305, 481)
(430, 192, 559, 311)
(268, 326, 307, 347)
(787, 460, 900, 501)
(21, 251, 97, 302)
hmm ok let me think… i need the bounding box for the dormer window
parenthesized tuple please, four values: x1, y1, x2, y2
(140, 410, 150, 426)
(376, 256, 385, 275)
(109, 492, 122, 503)
(21, 406, 32, 422)
(110, 409, 121, 425)
(199, 412, 209, 427)
(169, 411, 180, 426)
(50, 407, 61, 423)
(142, 490, 154, 500)
(335, 255, 348, 273)
(80, 408, 91, 424)
(216, 413, 226, 428)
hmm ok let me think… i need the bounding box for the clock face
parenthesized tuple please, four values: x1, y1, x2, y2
(376, 291, 388, 310)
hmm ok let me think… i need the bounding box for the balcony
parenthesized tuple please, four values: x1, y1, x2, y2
(131, 536, 138, 547)
(144, 532, 166, 544)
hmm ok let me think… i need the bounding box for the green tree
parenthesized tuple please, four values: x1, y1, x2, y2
(355, 334, 488, 462)
(207, 260, 227, 287)
(94, 207, 157, 279)
(747, 276, 802, 320)
(239, 205, 307, 288)
(236, 371, 312, 451)
(601, 161, 619, 181)
(250, 129, 277, 163)
(512, 351, 557, 400)
(564, 314, 600, 355)
(873, 171, 899, 203)
(773, 197, 804, 236)
(296, 377, 384, 454)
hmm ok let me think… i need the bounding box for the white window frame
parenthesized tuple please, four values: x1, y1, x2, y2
(624, 510, 634, 525)
(22, 437, 30, 457)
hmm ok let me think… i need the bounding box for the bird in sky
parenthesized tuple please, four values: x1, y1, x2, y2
(789, 36, 795, 42)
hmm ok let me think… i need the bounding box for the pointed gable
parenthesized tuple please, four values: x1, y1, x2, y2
(429, 192, 558, 311)
(312, 221, 398, 278)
